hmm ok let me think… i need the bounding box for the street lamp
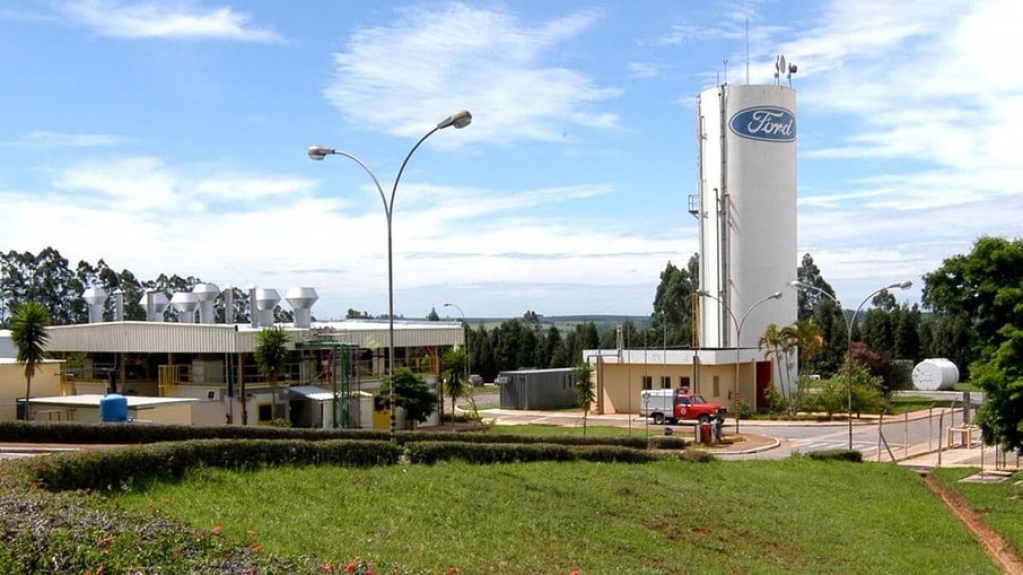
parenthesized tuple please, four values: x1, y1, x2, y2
(697, 290, 783, 433)
(443, 302, 470, 385)
(309, 109, 472, 439)
(789, 279, 912, 448)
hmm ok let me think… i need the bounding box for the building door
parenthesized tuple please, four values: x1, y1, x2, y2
(755, 361, 773, 412)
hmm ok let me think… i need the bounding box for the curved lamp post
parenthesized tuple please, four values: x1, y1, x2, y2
(443, 302, 470, 385)
(309, 109, 472, 439)
(697, 290, 783, 433)
(789, 279, 912, 448)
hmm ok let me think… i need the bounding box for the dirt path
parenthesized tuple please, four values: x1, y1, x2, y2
(922, 474, 1023, 574)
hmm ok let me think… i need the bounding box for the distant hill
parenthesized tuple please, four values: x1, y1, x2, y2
(463, 315, 651, 332)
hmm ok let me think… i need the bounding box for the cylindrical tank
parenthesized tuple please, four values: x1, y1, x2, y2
(912, 358, 959, 391)
(99, 393, 129, 422)
(697, 83, 797, 349)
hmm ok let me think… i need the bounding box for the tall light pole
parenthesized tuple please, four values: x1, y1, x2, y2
(789, 279, 912, 448)
(309, 109, 472, 439)
(443, 302, 470, 385)
(698, 290, 782, 433)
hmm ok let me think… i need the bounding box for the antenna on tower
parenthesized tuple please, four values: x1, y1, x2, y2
(775, 54, 798, 87)
(723, 59, 728, 85)
(745, 18, 750, 84)
(774, 55, 786, 86)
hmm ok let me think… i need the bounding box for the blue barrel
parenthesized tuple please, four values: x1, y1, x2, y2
(99, 393, 129, 422)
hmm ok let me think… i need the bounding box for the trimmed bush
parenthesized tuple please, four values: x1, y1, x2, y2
(404, 441, 657, 465)
(405, 441, 577, 465)
(0, 421, 390, 444)
(1, 422, 650, 449)
(28, 439, 401, 492)
(677, 450, 718, 463)
(803, 449, 863, 463)
(647, 435, 689, 450)
(578, 445, 659, 464)
(395, 429, 649, 449)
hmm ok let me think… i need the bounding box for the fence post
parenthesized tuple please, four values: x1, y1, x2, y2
(928, 403, 935, 452)
(904, 411, 909, 460)
(937, 411, 944, 467)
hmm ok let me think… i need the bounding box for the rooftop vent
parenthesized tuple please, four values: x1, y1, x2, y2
(285, 287, 318, 328)
(255, 287, 281, 328)
(192, 283, 219, 324)
(140, 289, 169, 322)
(82, 286, 108, 324)
(170, 291, 200, 324)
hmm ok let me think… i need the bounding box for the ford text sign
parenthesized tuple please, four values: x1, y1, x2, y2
(729, 106, 796, 142)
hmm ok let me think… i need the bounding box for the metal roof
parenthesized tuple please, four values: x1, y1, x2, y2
(29, 394, 198, 409)
(43, 319, 464, 354)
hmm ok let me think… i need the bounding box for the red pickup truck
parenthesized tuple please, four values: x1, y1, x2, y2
(640, 389, 727, 425)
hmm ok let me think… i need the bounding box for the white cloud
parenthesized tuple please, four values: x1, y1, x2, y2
(775, 0, 1023, 306)
(323, 3, 621, 146)
(60, 0, 284, 42)
(19, 131, 125, 148)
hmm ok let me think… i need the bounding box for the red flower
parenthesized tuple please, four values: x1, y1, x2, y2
(210, 526, 223, 534)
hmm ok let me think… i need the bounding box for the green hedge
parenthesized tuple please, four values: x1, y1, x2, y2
(28, 439, 401, 492)
(404, 441, 660, 465)
(0, 421, 390, 444)
(647, 436, 689, 450)
(0, 421, 655, 449)
(802, 449, 863, 463)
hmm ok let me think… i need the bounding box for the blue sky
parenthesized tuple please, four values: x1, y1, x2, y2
(1, 1, 1019, 321)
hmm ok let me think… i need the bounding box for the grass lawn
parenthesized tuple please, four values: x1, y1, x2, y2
(112, 459, 999, 574)
(931, 467, 1023, 558)
(886, 395, 956, 414)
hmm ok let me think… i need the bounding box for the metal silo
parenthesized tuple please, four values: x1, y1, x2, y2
(696, 82, 797, 349)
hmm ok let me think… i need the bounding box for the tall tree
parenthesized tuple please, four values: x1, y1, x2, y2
(809, 297, 846, 376)
(795, 253, 837, 321)
(10, 302, 50, 421)
(924, 236, 1023, 451)
(254, 325, 291, 422)
(651, 255, 699, 347)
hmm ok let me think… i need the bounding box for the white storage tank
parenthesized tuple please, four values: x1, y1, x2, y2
(912, 358, 959, 391)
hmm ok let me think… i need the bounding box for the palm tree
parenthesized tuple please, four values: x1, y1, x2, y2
(758, 323, 798, 404)
(10, 302, 50, 421)
(572, 361, 595, 436)
(782, 320, 825, 414)
(254, 325, 291, 423)
(441, 346, 467, 429)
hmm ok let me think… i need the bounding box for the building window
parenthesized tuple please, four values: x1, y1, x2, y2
(257, 403, 273, 424)
(642, 376, 652, 390)
(661, 376, 671, 389)
(712, 376, 720, 398)
(680, 376, 691, 392)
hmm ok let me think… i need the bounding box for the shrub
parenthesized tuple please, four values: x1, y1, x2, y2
(647, 436, 688, 450)
(801, 449, 863, 463)
(0, 421, 391, 445)
(405, 441, 577, 465)
(28, 439, 401, 492)
(676, 450, 718, 463)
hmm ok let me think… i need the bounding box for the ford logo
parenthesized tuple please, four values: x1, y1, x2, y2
(729, 106, 796, 142)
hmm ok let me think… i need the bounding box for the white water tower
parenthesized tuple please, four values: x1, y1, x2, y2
(696, 78, 797, 348)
